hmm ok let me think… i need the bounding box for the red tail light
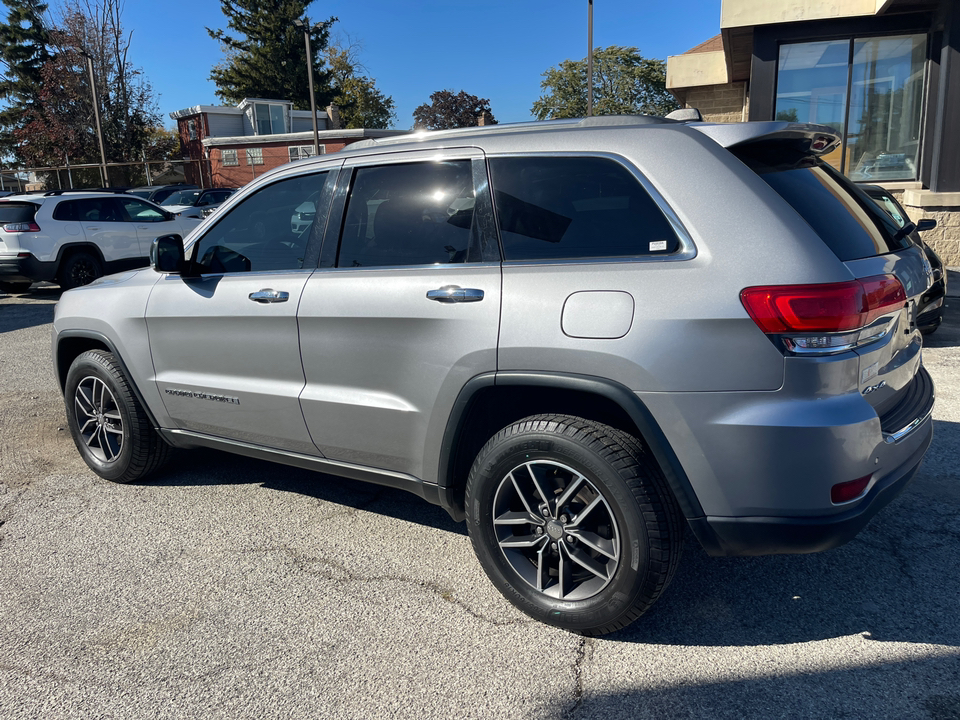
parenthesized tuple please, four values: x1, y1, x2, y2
(740, 274, 906, 334)
(1, 221, 41, 232)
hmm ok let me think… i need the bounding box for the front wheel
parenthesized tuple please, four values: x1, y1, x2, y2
(465, 415, 683, 635)
(64, 349, 171, 483)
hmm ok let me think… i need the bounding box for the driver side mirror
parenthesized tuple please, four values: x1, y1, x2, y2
(151, 234, 185, 274)
(916, 218, 937, 233)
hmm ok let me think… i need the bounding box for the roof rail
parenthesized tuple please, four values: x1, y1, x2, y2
(43, 188, 131, 196)
(349, 114, 674, 150)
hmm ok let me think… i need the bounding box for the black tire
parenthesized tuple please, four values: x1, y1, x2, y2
(64, 349, 172, 483)
(0, 281, 31, 293)
(59, 251, 103, 290)
(465, 414, 684, 636)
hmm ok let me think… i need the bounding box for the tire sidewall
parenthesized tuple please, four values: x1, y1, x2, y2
(61, 252, 102, 290)
(64, 353, 136, 481)
(467, 429, 651, 632)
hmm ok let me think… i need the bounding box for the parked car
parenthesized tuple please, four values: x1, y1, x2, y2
(161, 188, 236, 219)
(127, 183, 198, 205)
(0, 190, 198, 292)
(861, 184, 946, 335)
(52, 116, 934, 635)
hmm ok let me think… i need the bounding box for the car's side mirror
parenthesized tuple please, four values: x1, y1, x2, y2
(916, 218, 937, 232)
(151, 234, 185, 274)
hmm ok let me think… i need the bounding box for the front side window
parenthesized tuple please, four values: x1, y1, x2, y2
(488, 156, 681, 262)
(336, 160, 484, 268)
(191, 171, 328, 274)
(222, 149, 239, 167)
(775, 34, 926, 181)
(118, 198, 166, 222)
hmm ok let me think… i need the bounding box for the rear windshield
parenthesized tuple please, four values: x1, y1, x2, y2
(733, 145, 910, 261)
(0, 202, 37, 224)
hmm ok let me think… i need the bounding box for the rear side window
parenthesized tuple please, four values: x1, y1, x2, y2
(52, 201, 80, 222)
(734, 145, 910, 261)
(488, 156, 681, 262)
(0, 202, 38, 224)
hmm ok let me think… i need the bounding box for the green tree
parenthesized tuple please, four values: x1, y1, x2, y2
(16, 0, 165, 187)
(325, 40, 395, 129)
(412, 90, 496, 130)
(532, 46, 678, 120)
(208, 0, 336, 110)
(0, 0, 52, 160)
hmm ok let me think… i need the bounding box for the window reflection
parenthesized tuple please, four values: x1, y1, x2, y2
(775, 34, 926, 181)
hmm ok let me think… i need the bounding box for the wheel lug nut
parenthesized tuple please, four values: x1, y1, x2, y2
(566, 535, 575, 543)
(560, 515, 568, 524)
(540, 507, 550, 517)
(535, 526, 544, 535)
(551, 542, 558, 550)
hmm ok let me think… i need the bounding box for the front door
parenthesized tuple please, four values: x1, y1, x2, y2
(297, 150, 502, 481)
(145, 168, 337, 454)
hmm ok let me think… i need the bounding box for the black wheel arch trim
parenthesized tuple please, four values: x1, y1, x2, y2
(437, 370, 704, 522)
(55, 329, 162, 431)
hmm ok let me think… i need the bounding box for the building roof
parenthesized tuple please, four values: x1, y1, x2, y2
(683, 35, 724, 54)
(202, 128, 408, 148)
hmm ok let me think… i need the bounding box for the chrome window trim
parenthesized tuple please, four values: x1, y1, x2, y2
(486, 150, 697, 266)
(317, 261, 502, 275)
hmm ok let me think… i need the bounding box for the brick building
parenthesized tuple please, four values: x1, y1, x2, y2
(170, 98, 408, 189)
(667, 0, 960, 266)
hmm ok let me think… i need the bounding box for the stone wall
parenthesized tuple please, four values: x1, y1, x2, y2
(681, 82, 747, 123)
(901, 203, 960, 268)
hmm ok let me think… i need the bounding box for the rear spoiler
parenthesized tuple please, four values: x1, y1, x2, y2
(689, 121, 841, 157)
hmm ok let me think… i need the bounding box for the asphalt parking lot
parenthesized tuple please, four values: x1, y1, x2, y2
(1, 279, 959, 720)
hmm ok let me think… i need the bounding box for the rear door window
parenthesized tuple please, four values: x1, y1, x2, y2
(488, 155, 681, 262)
(733, 145, 910, 261)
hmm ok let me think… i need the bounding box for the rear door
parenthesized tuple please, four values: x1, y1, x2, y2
(296, 149, 502, 480)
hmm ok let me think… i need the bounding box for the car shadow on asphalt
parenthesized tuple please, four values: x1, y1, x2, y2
(609, 419, 960, 649)
(0, 299, 56, 332)
(153, 447, 467, 536)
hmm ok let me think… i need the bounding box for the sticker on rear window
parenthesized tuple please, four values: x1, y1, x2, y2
(649, 240, 667, 252)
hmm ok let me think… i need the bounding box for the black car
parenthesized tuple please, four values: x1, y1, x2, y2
(127, 183, 198, 205)
(861, 184, 946, 335)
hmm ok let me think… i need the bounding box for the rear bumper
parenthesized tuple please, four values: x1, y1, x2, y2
(0, 253, 57, 283)
(689, 412, 932, 556)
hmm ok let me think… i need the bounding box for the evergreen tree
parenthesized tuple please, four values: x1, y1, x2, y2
(0, 0, 52, 160)
(208, 0, 336, 110)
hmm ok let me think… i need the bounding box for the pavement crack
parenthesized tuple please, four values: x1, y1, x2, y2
(562, 636, 590, 719)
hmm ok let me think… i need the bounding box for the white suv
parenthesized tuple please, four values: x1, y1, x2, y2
(0, 190, 199, 292)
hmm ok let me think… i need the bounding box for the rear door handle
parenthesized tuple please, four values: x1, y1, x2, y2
(249, 288, 289, 303)
(426, 286, 484, 303)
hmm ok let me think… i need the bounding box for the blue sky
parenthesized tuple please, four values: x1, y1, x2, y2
(113, 0, 722, 129)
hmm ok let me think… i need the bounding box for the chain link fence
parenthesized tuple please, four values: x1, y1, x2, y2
(0, 159, 208, 192)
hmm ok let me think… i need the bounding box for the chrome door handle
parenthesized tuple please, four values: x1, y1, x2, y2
(249, 289, 289, 303)
(426, 286, 484, 303)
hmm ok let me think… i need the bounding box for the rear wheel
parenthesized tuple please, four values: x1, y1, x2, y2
(465, 414, 683, 635)
(65, 349, 172, 483)
(0, 281, 31, 294)
(59, 251, 103, 290)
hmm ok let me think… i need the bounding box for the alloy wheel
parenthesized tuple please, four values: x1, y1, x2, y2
(74, 375, 124, 463)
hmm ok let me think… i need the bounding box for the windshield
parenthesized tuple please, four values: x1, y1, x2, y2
(127, 190, 151, 199)
(162, 190, 201, 206)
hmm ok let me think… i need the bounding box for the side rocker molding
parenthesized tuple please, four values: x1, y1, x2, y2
(436, 370, 704, 522)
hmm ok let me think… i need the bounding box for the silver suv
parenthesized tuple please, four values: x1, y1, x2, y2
(52, 117, 935, 635)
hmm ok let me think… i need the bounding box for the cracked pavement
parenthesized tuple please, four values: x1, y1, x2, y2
(1, 279, 959, 719)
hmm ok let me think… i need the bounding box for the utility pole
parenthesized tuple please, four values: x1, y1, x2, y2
(80, 50, 109, 187)
(587, 0, 594, 117)
(293, 18, 322, 156)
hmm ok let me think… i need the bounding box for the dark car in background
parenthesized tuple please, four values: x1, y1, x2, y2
(862, 184, 946, 335)
(161, 188, 236, 219)
(127, 183, 198, 205)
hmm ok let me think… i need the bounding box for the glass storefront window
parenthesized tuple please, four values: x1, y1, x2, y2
(775, 34, 926, 182)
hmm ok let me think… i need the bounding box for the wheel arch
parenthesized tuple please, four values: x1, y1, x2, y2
(437, 371, 704, 523)
(55, 329, 161, 430)
(54, 242, 107, 271)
